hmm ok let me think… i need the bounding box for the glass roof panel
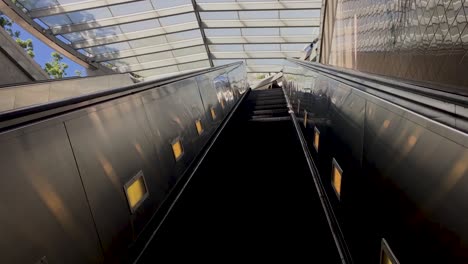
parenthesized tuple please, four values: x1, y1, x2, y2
(17, 0, 58, 10)
(40, 14, 72, 27)
(177, 60, 211, 71)
(67, 8, 113, 24)
(281, 27, 319, 35)
(137, 51, 174, 63)
(14, 0, 321, 79)
(244, 44, 281, 51)
(281, 10, 320, 19)
(128, 35, 168, 49)
(209, 45, 244, 52)
(151, 0, 192, 9)
(159, 13, 196, 26)
(119, 19, 161, 33)
(238, 11, 278, 20)
(109, 1, 154, 16)
(242, 28, 280, 36)
(172, 45, 207, 57)
(165, 29, 202, 42)
(200, 12, 238, 20)
(204, 28, 241, 37)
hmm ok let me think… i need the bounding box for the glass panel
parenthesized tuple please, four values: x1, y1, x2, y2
(109, 1, 154, 16)
(242, 28, 280, 36)
(67, 7, 113, 23)
(281, 27, 319, 35)
(107, 57, 140, 67)
(213, 59, 244, 66)
(119, 19, 161, 33)
(209, 45, 244, 52)
(281, 44, 308, 51)
(159, 13, 196, 26)
(204, 28, 241, 37)
(128, 36, 168, 49)
(136, 65, 179, 77)
(177, 60, 210, 71)
(40, 14, 72, 27)
(172, 45, 206, 56)
(165, 29, 202, 42)
(244, 44, 280, 51)
(281, 10, 320, 19)
(151, 0, 192, 9)
(238, 11, 278, 19)
(200, 12, 237, 20)
(18, 0, 58, 10)
(137, 51, 174, 63)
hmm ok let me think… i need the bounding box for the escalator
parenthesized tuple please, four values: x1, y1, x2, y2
(136, 88, 342, 263)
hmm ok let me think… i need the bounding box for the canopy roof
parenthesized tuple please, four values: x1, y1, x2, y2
(11, 0, 321, 79)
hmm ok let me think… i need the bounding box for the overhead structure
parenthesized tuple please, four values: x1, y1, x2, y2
(6, 0, 321, 79)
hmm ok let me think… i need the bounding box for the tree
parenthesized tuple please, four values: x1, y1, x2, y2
(45, 52, 69, 79)
(16, 38, 34, 58)
(74, 70, 82, 77)
(0, 15, 35, 58)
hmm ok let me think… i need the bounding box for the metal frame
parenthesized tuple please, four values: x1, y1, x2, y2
(115, 54, 208, 73)
(49, 5, 195, 35)
(1, 0, 322, 79)
(281, 85, 352, 263)
(28, 0, 145, 18)
(380, 238, 400, 264)
(191, 0, 214, 67)
(197, 1, 321, 11)
(123, 170, 150, 214)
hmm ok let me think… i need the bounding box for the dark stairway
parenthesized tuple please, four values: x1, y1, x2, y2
(136, 88, 342, 263)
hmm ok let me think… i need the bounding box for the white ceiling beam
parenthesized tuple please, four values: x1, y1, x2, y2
(207, 35, 316, 44)
(50, 5, 194, 35)
(202, 18, 320, 28)
(211, 51, 301, 59)
(72, 21, 199, 49)
(115, 53, 208, 72)
(93, 38, 204, 62)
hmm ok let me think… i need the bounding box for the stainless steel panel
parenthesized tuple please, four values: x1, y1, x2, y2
(140, 77, 207, 183)
(0, 63, 247, 264)
(64, 96, 162, 261)
(284, 64, 468, 263)
(0, 123, 103, 264)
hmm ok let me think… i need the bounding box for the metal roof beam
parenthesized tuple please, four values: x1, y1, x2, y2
(202, 18, 320, 28)
(197, 1, 321, 11)
(71, 22, 199, 49)
(93, 38, 204, 62)
(115, 53, 208, 72)
(29, 0, 145, 18)
(191, 0, 213, 67)
(50, 5, 194, 35)
(207, 35, 316, 44)
(211, 51, 301, 59)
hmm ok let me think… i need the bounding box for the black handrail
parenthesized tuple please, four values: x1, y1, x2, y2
(288, 59, 468, 108)
(0, 62, 243, 131)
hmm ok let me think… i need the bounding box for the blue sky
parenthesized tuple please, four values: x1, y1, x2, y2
(10, 22, 87, 77)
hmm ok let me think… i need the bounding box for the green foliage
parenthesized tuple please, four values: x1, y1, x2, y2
(16, 38, 34, 58)
(74, 70, 82, 77)
(45, 52, 69, 79)
(0, 15, 35, 58)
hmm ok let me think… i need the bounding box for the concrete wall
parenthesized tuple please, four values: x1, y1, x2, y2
(0, 73, 135, 112)
(0, 26, 48, 84)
